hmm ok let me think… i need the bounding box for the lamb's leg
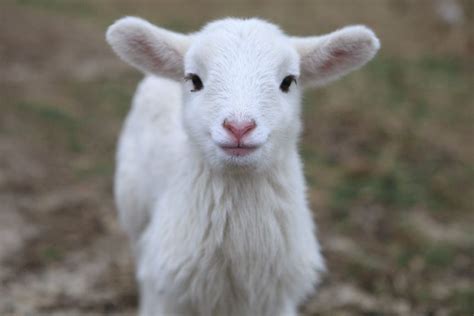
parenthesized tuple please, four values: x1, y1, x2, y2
(278, 300, 298, 316)
(139, 282, 194, 316)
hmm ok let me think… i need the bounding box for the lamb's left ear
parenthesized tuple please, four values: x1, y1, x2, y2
(293, 25, 380, 87)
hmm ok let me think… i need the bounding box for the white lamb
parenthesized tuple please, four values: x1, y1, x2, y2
(106, 17, 379, 316)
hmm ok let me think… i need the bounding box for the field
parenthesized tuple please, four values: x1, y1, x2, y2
(1, 0, 473, 315)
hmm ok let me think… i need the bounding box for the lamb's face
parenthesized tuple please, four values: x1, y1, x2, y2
(107, 17, 380, 171)
(182, 20, 301, 170)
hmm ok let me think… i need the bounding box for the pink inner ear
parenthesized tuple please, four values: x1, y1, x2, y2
(128, 34, 182, 78)
(130, 36, 162, 71)
(320, 48, 349, 73)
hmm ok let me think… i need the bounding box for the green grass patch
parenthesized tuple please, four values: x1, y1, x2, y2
(16, 0, 96, 17)
(423, 243, 456, 268)
(329, 166, 424, 212)
(16, 100, 83, 152)
(74, 161, 114, 179)
(65, 76, 138, 120)
(451, 288, 474, 315)
(40, 246, 63, 263)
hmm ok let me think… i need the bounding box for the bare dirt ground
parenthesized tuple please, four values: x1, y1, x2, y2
(1, 1, 473, 315)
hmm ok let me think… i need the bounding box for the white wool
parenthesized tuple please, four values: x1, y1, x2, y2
(107, 17, 379, 316)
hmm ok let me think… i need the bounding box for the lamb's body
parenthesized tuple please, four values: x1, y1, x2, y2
(115, 77, 184, 242)
(108, 16, 379, 316)
(116, 76, 323, 315)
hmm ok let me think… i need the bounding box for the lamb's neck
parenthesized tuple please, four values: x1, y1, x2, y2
(167, 148, 307, 257)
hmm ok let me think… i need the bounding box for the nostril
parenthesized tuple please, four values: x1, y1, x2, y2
(241, 120, 256, 135)
(223, 119, 257, 140)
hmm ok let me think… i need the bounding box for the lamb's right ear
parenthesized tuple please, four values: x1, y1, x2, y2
(106, 17, 191, 80)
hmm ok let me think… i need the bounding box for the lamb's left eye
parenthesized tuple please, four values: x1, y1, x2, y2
(280, 75, 297, 93)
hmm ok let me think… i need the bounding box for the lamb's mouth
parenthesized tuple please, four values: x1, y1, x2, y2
(219, 144, 259, 157)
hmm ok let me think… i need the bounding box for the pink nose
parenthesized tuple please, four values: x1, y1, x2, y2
(223, 119, 257, 142)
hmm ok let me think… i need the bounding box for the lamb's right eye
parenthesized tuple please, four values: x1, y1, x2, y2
(185, 73, 203, 92)
(280, 75, 297, 93)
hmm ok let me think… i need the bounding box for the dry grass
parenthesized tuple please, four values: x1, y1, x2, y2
(1, 0, 473, 315)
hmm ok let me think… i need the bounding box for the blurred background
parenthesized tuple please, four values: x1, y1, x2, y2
(1, 0, 473, 315)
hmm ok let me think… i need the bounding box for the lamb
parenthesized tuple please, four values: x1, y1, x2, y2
(106, 17, 379, 316)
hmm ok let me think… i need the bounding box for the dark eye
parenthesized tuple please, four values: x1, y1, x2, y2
(280, 75, 297, 93)
(185, 73, 203, 92)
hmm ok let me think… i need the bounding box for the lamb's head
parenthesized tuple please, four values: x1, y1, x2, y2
(107, 17, 380, 171)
